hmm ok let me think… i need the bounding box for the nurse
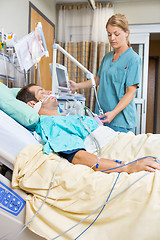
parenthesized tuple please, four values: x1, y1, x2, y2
(69, 13, 142, 133)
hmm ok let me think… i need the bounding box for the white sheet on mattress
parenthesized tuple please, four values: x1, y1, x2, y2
(84, 125, 118, 153)
(0, 110, 39, 163)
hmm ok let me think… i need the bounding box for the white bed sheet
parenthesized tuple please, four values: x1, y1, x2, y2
(84, 125, 118, 153)
(0, 110, 39, 165)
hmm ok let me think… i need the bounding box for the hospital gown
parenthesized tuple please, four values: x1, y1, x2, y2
(35, 115, 99, 154)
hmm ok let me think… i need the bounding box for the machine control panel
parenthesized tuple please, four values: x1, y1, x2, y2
(57, 93, 86, 116)
(0, 181, 26, 216)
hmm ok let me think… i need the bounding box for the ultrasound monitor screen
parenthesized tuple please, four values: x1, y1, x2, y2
(56, 67, 67, 88)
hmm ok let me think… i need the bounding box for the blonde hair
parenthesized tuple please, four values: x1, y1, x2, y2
(106, 14, 131, 47)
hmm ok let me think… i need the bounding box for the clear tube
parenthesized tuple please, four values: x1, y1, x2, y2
(2, 52, 9, 86)
(93, 85, 104, 115)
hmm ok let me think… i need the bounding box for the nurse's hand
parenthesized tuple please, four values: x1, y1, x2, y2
(99, 111, 116, 124)
(69, 80, 78, 91)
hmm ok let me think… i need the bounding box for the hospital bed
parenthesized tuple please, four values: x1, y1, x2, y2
(1, 87, 160, 240)
(0, 109, 44, 240)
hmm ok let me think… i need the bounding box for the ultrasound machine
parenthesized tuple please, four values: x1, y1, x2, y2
(50, 62, 86, 115)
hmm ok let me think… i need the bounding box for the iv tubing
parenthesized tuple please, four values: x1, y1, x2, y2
(51, 171, 149, 240)
(79, 117, 102, 163)
(93, 85, 104, 115)
(2, 52, 9, 87)
(13, 154, 152, 239)
(74, 172, 120, 240)
(101, 156, 154, 173)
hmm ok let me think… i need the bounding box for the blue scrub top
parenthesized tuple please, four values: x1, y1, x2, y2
(95, 47, 142, 129)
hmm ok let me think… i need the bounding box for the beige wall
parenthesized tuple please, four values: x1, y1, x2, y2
(0, 0, 28, 39)
(114, 0, 160, 24)
(31, 0, 57, 28)
(0, 0, 57, 40)
(1, 0, 160, 40)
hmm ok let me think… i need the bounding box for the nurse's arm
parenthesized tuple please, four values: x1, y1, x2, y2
(69, 76, 100, 91)
(101, 84, 137, 123)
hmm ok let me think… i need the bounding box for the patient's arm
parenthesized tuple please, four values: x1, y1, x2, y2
(72, 150, 160, 173)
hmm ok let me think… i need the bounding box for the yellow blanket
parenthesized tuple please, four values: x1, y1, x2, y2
(12, 132, 160, 240)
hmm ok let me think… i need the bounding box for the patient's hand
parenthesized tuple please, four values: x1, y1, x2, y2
(127, 157, 160, 173)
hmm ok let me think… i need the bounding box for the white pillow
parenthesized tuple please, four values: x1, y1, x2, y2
(0, 110, 39, 162)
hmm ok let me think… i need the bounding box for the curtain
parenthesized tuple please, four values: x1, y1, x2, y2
(57, 3, 114, 110)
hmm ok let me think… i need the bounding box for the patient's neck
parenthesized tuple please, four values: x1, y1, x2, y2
(38, 108, 58, 116)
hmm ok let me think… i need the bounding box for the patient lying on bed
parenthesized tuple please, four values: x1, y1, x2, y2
(15, 84, 160, 174)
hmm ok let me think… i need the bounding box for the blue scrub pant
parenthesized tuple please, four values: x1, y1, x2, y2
(104, 123, 135, 134)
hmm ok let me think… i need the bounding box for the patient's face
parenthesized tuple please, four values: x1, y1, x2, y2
(41, 95, 59, 111)
(29, 85, 52, 100)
